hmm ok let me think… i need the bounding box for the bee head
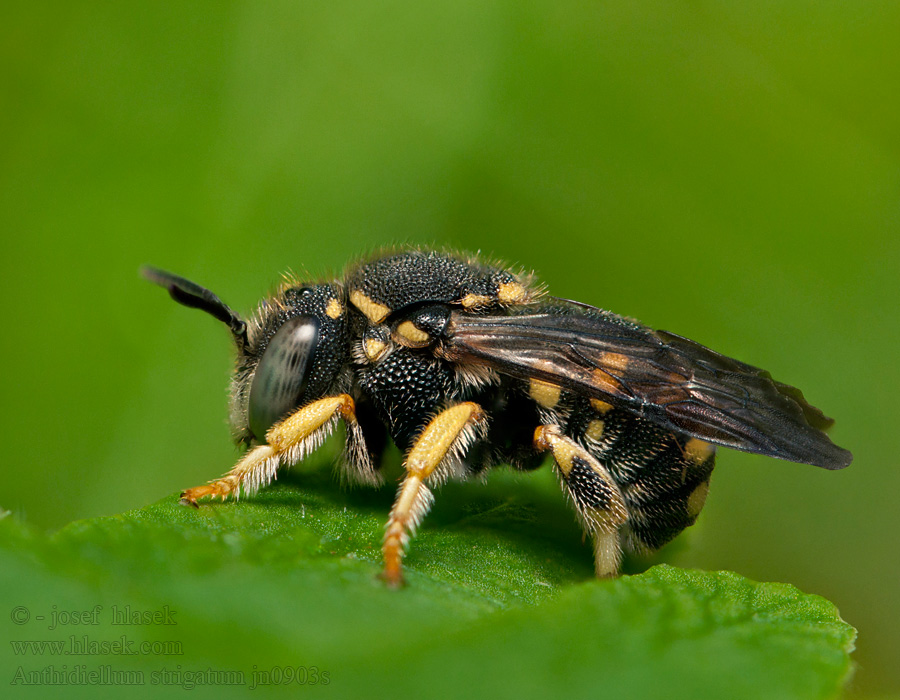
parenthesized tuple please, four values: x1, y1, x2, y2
(142, 267, 348, 444)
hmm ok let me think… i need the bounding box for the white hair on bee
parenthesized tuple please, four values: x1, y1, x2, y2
(230, 413, 343, 498)
(338, 419, 381, 487)
(450, 363, 500, 393)
(619, 523, 653, 557)
(410, 403, 489, 488)
(350, 340, 369, 366)
(439, 412, 488, 483)
(392, 481, 434, 549)
(280, 414, 341, 472)
(228, 365, 254, 444)
(241, 449, 280, 497)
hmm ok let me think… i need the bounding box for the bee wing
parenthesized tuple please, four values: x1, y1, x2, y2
(443, 303, 852, 469)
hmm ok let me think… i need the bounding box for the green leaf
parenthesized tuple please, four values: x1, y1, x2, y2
(0, 472, 855, 700)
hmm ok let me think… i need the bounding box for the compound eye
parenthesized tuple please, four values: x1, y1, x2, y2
(248, 315, 320, 440)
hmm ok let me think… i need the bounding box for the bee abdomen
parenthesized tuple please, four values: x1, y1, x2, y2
(566, 398, 716, 552)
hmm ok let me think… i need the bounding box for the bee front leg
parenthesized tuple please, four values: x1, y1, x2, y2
(382, 402, 487, 587)
(534, 425, 629, 577)
(180, 394, 372, 505)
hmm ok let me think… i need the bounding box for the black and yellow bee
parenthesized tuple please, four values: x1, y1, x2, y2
(144, 249, 852, 586)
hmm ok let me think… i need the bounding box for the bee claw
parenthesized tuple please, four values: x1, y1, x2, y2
(179, 496, 200, 509)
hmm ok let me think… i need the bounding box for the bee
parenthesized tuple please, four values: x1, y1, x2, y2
(143, 249, 852, 586)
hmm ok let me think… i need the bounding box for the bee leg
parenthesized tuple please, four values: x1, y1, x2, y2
(533, 425, 629, 578)
(382, 402, 486, 587)
(180, 394, 371, 505)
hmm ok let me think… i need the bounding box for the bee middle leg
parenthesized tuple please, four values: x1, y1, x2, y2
(180, 394, 372, 505)
(533, 425, 629, 577)
(382, 402, 487, 587)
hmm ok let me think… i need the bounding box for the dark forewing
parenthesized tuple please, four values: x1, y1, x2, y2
(443, 303, 852, 469)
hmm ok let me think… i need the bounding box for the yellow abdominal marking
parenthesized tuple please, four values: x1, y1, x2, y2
(684, 438, 715, 464)
(585, 419, 605, 442)
(529, 378, 561, 409)
(687, 480, 710, 517)
(350, 290, 391, 324)
(325, 298, 343, 319)
(590, 399, 614, 414)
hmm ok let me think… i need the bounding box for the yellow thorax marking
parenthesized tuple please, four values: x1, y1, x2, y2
(350, 290, 391, 324)
(364, 337, 388, 362)
(497, 281, 527, 304)
(396, 320, 430, 345)
(461, 293, 493, 309)
(325, 298, 343, 319)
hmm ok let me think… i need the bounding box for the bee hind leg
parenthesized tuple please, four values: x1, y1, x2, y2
(180, 394, 372, 505)
(533, 425, 629, 578)
(382, 402, 486, 587)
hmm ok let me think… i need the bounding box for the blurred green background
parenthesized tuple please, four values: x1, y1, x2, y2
(1, 1, 897, 696)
